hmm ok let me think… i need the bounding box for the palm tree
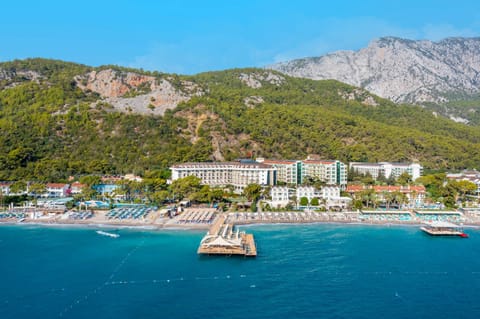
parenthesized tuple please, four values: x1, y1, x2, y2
(383, 192, 394, 209)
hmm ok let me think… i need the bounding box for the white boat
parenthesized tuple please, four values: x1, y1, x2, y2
(96, 230, 120, 238)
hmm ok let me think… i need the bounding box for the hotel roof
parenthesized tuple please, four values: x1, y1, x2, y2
(261, 159, 298, 165)
(302, 160, 337, 164)
(171, 162, 273, 169)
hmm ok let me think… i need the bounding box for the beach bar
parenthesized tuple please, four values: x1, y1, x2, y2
(420, 221, 468, 238)
(197, 214, 257, 257)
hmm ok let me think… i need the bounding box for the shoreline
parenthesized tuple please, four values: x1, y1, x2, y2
(2, 217, 480, 231)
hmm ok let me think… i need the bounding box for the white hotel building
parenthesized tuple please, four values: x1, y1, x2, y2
(170, 162, 276, 194)
(269, 185, 349, 209)
(349, 162, 423, 181)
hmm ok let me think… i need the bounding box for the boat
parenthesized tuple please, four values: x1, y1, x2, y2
(420, 221, 468, 238)
(17, 218, 25, 223)
(96, 230, 120, 238)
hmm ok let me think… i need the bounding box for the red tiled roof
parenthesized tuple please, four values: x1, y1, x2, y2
(262, 159, 297, 165)
(346, 185, 365, 192)
(346, 185, 425, 193)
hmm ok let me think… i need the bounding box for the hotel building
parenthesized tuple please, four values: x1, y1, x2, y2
(301, 160, 347, 187)
(447, 170, 480, 197)
(269, 185, 349, 209)
(259, 159, 301, 185)
(170, 161, 276, 194)
(257, 158, 347, 187)
(346, 185, 426, 208)
(349, 162, 423, 180)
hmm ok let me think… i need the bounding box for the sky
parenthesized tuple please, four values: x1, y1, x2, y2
(1, 0, 480, 74)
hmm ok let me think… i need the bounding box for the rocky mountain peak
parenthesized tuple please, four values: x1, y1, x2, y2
(268, 37, 480, 104)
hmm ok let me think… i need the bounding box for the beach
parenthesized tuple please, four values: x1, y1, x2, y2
(2, 208, 480, 230)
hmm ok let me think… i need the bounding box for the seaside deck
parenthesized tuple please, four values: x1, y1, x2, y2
(197, 214, 257, 257)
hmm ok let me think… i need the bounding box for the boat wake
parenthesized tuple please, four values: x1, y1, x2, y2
(96, 230, 120, 238)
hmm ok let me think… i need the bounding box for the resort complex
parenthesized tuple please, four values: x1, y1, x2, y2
(1, 159, 480, 233)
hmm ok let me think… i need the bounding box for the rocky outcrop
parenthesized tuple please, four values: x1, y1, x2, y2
(75, 69, 203, 115)
(75, 69, 154, 97)
(269, 37, 480, 104)
(338, 88, 379, 106)
(239, 71, 285, 88)
(244, 96, 265, 108)
(0, 69, 42, 86)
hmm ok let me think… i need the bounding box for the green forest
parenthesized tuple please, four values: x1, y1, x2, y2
(1, 58, 480, 182)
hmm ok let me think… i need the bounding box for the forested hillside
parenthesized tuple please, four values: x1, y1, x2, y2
(1, 59, 480, 181)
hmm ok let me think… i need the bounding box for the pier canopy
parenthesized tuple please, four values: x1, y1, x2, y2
(424, 221, 461, 228)
(203, 236, 242, 248)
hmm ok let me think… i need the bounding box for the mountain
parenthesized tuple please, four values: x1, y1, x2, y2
(2, 58, 480, 181)
(269, 37, 480, 105)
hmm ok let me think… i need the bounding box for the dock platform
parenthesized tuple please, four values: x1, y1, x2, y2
(197, 214, 257, 257)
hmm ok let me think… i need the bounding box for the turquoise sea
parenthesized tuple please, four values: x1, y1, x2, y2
(1, 223, 480, 318)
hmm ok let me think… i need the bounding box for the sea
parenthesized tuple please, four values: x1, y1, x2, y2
(1, 223, 480, 319)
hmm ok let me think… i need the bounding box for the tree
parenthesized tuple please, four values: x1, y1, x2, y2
(393, 191, 408, 208)
(310, 197, 319, 206)
(150, 190, 170, 205)
(448, 180, 477, 203)
(80, 186, 98, 201)
(170, 176, 202, 201)
(383, 191, 394, 209)
(299, 197, 309, 206)
(10, 181, 27, 195)
(28, 183, 46, 198)
(358, 189, 375, 208)
(416, 173, 447, 200)
(353, 199, 363, 210)
(190, 185, 211, 203)
(79, 175, 101, 187)
(397, 172, 412, 185)
(243, 183, 262, 202)
(360, 172, 375, 185)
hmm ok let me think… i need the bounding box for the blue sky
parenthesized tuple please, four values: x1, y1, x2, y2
(1, 0, 480, 74)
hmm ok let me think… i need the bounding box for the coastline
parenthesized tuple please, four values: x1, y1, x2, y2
(2, 214, 480, 231)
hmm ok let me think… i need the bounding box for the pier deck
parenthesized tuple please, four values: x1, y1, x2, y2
(197, 214, 257, 257)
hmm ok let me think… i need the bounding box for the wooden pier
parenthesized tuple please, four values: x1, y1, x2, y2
(197, 214, 257, 257)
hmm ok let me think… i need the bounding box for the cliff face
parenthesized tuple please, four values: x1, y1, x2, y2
(74, 69, 203, 115)
(269, 37, 480, 104)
